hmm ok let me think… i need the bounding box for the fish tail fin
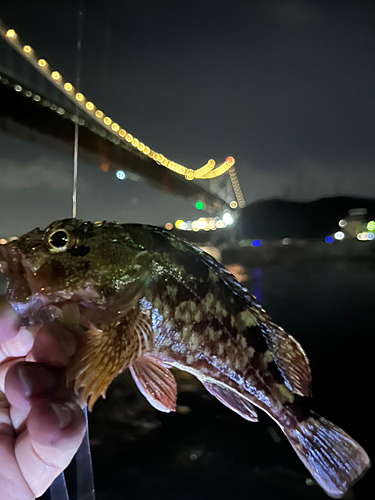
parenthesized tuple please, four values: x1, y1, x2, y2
(283, 411, 370, 498)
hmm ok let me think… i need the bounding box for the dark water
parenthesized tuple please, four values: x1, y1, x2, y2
(78, 261, 373, 500)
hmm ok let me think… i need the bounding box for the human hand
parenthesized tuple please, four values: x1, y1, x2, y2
(0, 296, 86, 499)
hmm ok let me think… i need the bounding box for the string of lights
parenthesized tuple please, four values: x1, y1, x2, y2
(1, 21, 245, 201)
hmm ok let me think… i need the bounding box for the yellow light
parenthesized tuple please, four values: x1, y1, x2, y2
(175, 220, 184, 229)
(125, 133, 133, 142)
(6, 29, 17, 39)
(51, 71, 61, 81)
(95, 110, 104, 119)
(103, 117, 112, 126)
(23, 45, 32, 54)
(85, 101, 95, 111)
(64, 82, 74, 92)
(143, 146, 150, 155)
(119, 129, 126, 137)
(131, 138, 139, 147)
(137, 142, 145, 151)
(38, 59, 48, 68)
(185, 169, 194, 180)
(111, 123, 120, 132)
(0, 238, 7, 245)
(230, 201, 238, 209)
(75, 93, 85, 102)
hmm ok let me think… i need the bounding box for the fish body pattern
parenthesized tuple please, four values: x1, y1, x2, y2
(0, 219, 370, 498)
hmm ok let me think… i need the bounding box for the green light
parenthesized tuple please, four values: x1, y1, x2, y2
(367, 221, 375, 231)
(195, 201, 204, 210)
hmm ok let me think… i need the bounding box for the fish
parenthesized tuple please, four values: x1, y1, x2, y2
(0, 218, 370, 498)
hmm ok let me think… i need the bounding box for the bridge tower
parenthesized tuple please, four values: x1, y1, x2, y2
(209, 172, 235, 206)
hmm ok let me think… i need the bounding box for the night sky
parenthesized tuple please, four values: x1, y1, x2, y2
(1, 0, 374, 238)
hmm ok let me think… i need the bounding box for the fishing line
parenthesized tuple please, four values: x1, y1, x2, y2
(72, 1, 84, 219)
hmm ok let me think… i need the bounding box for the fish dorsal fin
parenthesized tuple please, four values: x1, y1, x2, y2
(202, 381, 258, 422)
(260, 320, 312, 397)
(130, 356, 177, 413)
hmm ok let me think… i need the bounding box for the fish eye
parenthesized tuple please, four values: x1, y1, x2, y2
(47, 229, 73, 252)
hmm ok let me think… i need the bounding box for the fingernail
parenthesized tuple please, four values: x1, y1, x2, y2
(49, 402, 74, 429)
(18, 365, 55, 397)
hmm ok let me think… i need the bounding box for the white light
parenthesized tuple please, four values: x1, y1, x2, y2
(116, 170, 126, 180)
(334, 231, 345, 240)
(222, 212, 234, 225)
(180, 222, 188, 230)
(338, 219, 347, 228)
(357, 232, 366, 241)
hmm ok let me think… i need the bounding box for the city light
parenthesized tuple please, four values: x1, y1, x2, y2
(222, 212, 234, 225)
(116, 170, 126, 180)
(334, 231, 345, 240)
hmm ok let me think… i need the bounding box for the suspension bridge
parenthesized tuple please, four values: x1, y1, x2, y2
(0, 17, 246, 229)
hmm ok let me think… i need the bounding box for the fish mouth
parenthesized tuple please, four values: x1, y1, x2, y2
(0, 243, 33, 304)
(0, 243, 100, 328)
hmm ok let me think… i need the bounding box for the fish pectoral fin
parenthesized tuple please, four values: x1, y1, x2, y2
(202, 381, 258, 422)
(260, 321, 312, 397)
(67, 306, 153, 411)
(130, 355, 177, 413)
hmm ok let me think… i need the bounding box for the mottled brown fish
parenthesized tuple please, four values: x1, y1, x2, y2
(0, 219, 370, 497)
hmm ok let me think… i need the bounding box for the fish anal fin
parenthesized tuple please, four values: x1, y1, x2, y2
(67, 307, 153, 411)
(260, 322, 312, 397)
(202, 381, 258, 422)
(130, 355, 177, 413)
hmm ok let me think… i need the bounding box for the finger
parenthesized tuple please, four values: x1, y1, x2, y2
(31, 322, 77, 367)
(0, 296, 20, 343)
(0, 435, 34, 500)
(15, 399, 86, 497)
(0, 325, 40, 361)
(5, 362, 57, 412)
(0, 394, 34, 500)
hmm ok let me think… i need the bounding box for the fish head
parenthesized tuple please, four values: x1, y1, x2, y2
(0, 218, 152, 324)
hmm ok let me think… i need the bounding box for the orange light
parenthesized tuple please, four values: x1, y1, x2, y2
(165, 223, 173, 230)
(226, 156, 235, 165)
(100, 163, 109, 172)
